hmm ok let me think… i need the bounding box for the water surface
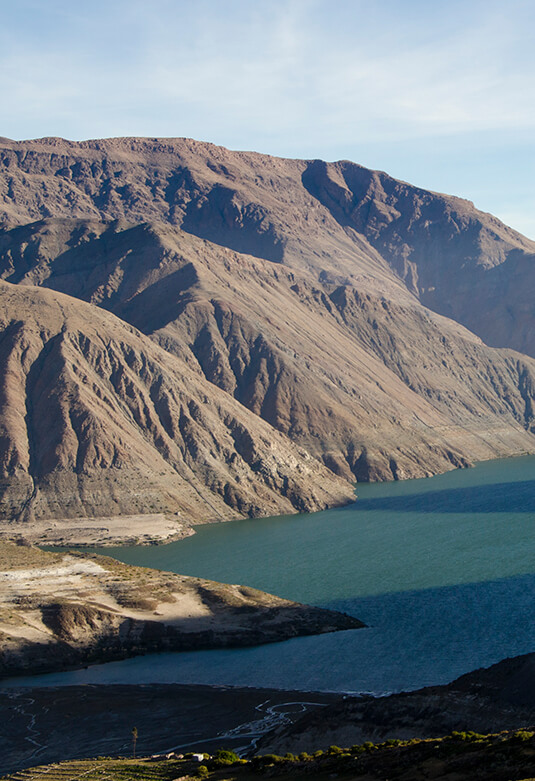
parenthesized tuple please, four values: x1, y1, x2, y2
(5, 456, 535, 692)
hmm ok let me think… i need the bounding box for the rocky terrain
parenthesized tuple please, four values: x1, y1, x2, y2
(257, 652, 535, 753)
(0, 282, 351, 539)
(0, 541, 363, 678)
(0, 137, 535, 534)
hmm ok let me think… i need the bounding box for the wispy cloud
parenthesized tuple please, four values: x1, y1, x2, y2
(2, 0, 535, 142)
(1, 0, 534, 235)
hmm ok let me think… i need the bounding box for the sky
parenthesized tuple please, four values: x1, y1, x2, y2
(1, 0, 535, 236)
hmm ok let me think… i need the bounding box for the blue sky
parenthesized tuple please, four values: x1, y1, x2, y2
(2, 0, 535, 236)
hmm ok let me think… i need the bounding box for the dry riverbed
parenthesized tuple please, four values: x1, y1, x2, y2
(0, 683, 342, 775)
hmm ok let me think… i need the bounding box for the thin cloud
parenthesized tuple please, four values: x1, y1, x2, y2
(2, 0, 535, 141)
(1, 0, 534, 236)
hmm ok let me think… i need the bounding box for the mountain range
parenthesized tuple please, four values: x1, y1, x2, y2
(0, 136, 534, 540)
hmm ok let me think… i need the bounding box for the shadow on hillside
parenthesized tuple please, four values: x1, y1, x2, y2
(348, 480, 535, 514)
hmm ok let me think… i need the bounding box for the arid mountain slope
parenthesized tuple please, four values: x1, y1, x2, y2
(0, 136, 534, 509)
(0, 281, 351, 534)
(1, 216, 535, 484)
(1, 136, 534, 356)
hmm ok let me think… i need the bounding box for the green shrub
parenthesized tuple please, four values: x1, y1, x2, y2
(212, 748, 240, 766)
(451, 731, 485, 743)
(513, 730, 534, 742)
(253, 754, 284, 766)
(197, 765, 209, 777)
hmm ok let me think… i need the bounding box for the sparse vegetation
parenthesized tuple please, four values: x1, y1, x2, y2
(3, 728, 535, 781)
(0, 541, 61, 570)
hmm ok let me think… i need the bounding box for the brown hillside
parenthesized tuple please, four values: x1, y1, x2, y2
(0, 282, 351, 538)
(1, 215, 535, 484)
(1, 136, 534, 356)
(0, 137, 534, 530)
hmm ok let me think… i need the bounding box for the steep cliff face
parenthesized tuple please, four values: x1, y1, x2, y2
(0, 137, 534, 533)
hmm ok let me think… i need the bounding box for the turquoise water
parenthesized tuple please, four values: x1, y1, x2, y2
(4, 456, 535, 692)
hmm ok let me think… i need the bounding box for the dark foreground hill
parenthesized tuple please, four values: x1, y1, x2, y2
(257, 653, 535, 753)
(2, 728, 535, 781)
(1, 137, 535, 535)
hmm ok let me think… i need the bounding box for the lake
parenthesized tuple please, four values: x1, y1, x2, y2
(4, 455, 535, 693)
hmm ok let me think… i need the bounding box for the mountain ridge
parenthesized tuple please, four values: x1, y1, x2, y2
(0, 281, 352, 537)
(1, 136, 535, 537)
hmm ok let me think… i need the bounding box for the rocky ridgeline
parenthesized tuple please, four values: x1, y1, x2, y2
(0, 137, 535, 538)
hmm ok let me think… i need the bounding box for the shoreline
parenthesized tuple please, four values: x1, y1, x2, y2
(3, 453, 535, 550)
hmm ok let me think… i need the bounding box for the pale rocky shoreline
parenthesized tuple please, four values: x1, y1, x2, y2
(0, 542, 364, 679)
(0, 513, 195, 547)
